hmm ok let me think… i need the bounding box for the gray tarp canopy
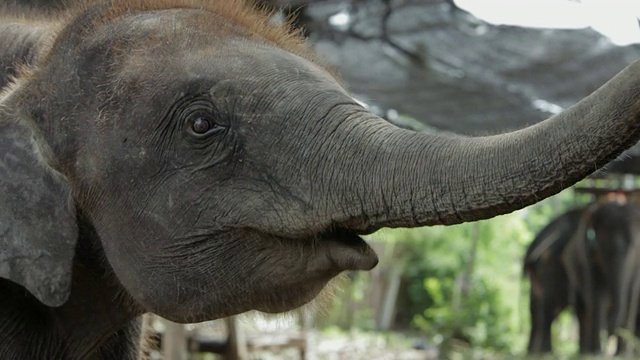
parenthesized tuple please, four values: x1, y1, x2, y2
(16, 0, 640, 174)
(270, 0, 640, 175)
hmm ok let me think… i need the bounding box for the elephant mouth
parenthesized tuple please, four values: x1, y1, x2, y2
(225, 226, 380, 316)
(313, 227, 379, 272)
(250, 227, 378, 314)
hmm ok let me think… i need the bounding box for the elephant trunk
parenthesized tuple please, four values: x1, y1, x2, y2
(322, 60, 640, 232)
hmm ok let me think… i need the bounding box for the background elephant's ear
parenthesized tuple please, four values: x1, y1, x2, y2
(0, 118, 78, 307)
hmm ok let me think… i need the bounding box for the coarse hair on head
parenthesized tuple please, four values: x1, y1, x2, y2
(63, 0, 319, 61)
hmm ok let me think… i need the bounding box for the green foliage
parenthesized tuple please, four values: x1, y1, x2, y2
(319, 186, 599, 355)
(320, 182, 639, 355)
(413, 275, 511, 350)
(372, 211, 531, 352)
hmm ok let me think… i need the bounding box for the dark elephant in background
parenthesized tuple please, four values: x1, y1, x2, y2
(524, 208, 584, 354)
(5, 0, 640, 358)
(563, 202, 640, 354)
(526, 201, 640, 355)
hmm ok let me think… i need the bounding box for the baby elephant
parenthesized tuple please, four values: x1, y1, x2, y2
(4, 0, 640, 358)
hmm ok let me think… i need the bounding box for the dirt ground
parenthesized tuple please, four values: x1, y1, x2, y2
(248, 331, 438, 360)
(149, 315, 438, 359)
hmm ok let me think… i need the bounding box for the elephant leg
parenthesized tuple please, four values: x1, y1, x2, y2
(577, 296, 589, 353)
(528, 270, 566, 354)
(616, 336, 627, 355)
(578, 295, 603, 354)
(528, 292, 554, 353)
(617, 271, 640, 355)
(635, 312, 640, 341)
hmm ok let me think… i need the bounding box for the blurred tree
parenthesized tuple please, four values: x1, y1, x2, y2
(319, 186, 592, 355)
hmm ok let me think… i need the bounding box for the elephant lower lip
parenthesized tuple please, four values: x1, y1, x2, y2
(318, 228, 379, 271)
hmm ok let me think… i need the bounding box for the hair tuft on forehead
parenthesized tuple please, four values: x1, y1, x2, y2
(73, 0, 316, 61)
(2, 0, 323, 68)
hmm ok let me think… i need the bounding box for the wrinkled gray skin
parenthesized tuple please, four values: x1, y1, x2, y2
(4, 1, 640, 359)
(563, 202, 640, 354)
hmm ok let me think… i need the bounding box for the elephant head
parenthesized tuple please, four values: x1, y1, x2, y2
(3, 0, 640, 344)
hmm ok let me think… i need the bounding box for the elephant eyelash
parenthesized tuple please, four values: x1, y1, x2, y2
(150, 93, 223, 151)
(150, 93, 203, 149)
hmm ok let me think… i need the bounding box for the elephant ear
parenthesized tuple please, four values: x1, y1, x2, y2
(0, 116, 78, 307)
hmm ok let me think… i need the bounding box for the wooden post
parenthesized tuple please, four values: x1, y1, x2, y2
(162, 320, 188, 360)
(378, 265, 402, 330)
(224, 316, 248, 360)
(297, 308, 314, 360)
(368, 241, 390, 329)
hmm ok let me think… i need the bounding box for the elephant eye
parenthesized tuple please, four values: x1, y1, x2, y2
(186, 113, 221, 137)
(179, 97, 224, 139)
(192, 117, 212, 134)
